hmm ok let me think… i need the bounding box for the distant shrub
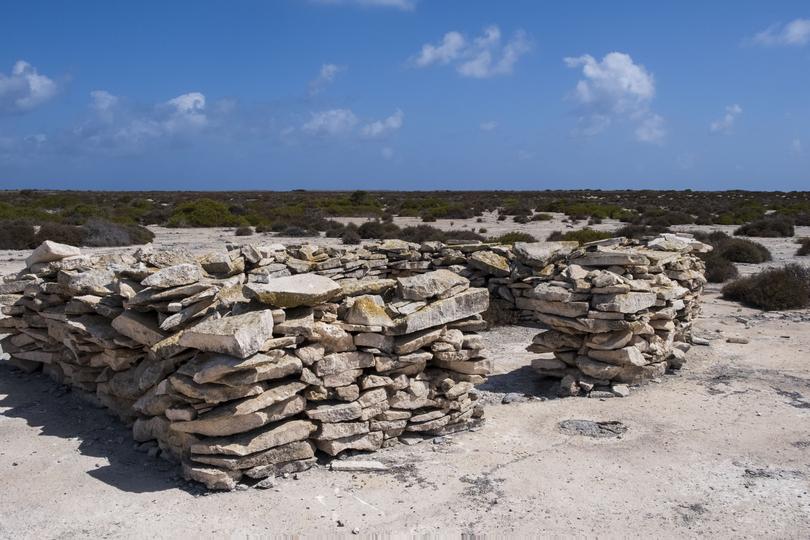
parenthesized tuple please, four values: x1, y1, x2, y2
(0, 220, 37, 249)
(380, 213, 394, 224)
(703, 253, 739, 283)
(497, 215, 507, 221)
(588, 217, 603, 225)
(490, 231, 537, 244)
(357, 220, 400, 240)
(613, 224, 670, 239)
(235, 226, 254, 237)
(797, 238, 810, 256)
(479, 228, 488, 234)
(547, 228, 613, 245)
(341, 229, 361, 245)
(421, 215, 437, 223)
(476, 217, 484, 223)
(716, 238, 771, 263)
(734, 217, 794, 238)
(255, 223, 272, 234)
(513, 215, 529, 224)
(281, 226, 310, 237)
(443, 230, 485, 243)
(35, 222, 84, 246)
(168, 198, 247, 227)
(531, 213, 552, 221)
(80, 220, 155, 247)
(722, 264, 810, 310)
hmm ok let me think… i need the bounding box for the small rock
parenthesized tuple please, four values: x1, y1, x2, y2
(726, 337, 749, 344)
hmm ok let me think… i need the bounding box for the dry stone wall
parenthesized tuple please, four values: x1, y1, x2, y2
(0, 233, 709, 489)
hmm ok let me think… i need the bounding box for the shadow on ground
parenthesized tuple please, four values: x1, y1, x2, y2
(0, 364, 200, 495)
(478, 365, 559, 399)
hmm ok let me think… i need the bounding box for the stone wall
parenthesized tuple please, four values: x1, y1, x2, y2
(0, 233, 709, 489)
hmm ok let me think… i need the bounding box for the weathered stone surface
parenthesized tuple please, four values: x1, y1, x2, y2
(182, 462, 240, 490)
(305, 401, 363, 423)
(575, 356, 622, 380)
(585, 330, 634, 351)
(191, 419, 316, 456)
(171, 393, 306, 437)
(592, 292, 657, 314)
(469, 251, 510, 277)
(111, 311, 166, 346)
(315, 431, 384, 456)
(169, 375, 265, 404)
(179, 310, 274, 359)
(571, 250, 650, 267)
(314, 421, 370, 441)
(141, 264, 203, 289)
(393, 327, 444, 355)
(588, 346, 647, 367)
(64, 270, 116, 296)
(392, 288, 488, 335)
(246, 274, 342, 307)
(345, 296, 394, 327)
(191, 440, 315, 471)
(528, 330, 583, 353)
(26, 241, 81, 268)
(354, 332, 393, 352)
(314, 351, 374, 376)
(512, 241, 576, 267)
(431, 357, 492, 375)
(340, 279, 396, 297)
(396, 270, 469, 301)
(516, 297, 589, 318)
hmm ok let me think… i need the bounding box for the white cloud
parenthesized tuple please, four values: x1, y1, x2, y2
(413, 26, 530, 78)
(791, 138, 803, 155)
(480, 121, 497, 131)
(163, 92, 208, 133)
(302, 108, 358, 135)
(361, 109, 403, 137)
(90, 90, 118, 113)
(754, 18, 810, 46)
(312, 0, 416, 10)
(564, 52, 664, 143)
(381, 146, 394, 159)
(414, 32, 466, 67)
(710, 104, 742, 134)
(0, 60, 58, 114)
(309, 63, 345, 96)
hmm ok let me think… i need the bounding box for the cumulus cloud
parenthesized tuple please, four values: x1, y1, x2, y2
(361, 109, 403, 137)
(302, 108, 358, 135)
(710, 104, 742, 134)
(0, 60, 58, 114)
(564, 52, 664, 143)
(69, 90, 210, 153)
(413, 25, 530, 78)
(308, 63, 345, 96)
(480, 121, 497, 131)
(754, 18, 810, 46)
(312, 0, 416, 10)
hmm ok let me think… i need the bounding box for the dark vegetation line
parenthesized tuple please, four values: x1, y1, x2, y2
(0, 189, 808, 250)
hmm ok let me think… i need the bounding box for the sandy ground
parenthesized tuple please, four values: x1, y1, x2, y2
(1, 218, 810, 537)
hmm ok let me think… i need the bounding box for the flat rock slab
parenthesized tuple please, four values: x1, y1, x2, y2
(558, 419, 628, 438)
(246, 274, 342, 307)
(179, 310, 274, 358)
(392, 288, 489, 335)
(141, 263, 202, 288)
(396, 270, 469, 301)
(329, 460, 389, 472)
(26, 241, 81, 267)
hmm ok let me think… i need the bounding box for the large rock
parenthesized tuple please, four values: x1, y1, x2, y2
(191, 440, 315, 471)
(592, 292, 657, 314)
(396, 270, 469, 301)
(315, 431, 384, 456)
(111, 311, 166, 346)
(393, 327, 444, 355)
(179, 310, 274, 358)
(571, 250, 650, 267)
(141, 263, 202, 288)
(392, 288, 489, 335)
(305, 401, 363, 422)
(171, 393, 306, 437)
(182, 462, 240, 491)
(515, 298, 589, 318)
(575, 356, 622, 380)
(191, 419, 316, 456)
(246, 275, 342, 307)
(512, 242, 576, 267)
(344, 296, 394, 327)
(468, 251, 510, 277)
(588, 346, 647, 367)
(314, 351, 374, 377)
(26, 240, 81, 268)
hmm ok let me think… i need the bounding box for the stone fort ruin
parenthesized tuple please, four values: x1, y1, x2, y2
(0, 234, 709, 489)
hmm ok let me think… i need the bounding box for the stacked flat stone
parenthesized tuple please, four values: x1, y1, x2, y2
(0, 241, 489, 490)
(521, 234, 710, 397)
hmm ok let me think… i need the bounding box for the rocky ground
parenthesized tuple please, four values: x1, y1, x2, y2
(1, 218, 809, 537)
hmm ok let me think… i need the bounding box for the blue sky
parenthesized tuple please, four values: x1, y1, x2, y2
(1, 0, 809, 190)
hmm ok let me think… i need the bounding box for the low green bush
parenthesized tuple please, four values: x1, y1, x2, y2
(734, 217, 794, 238)
(80, 220, 155, 246)
(235, 226, 254, 237)
(0, 220, 37, 249)
(547, 228, 613, 245)
(716, 238, 771, 263)
(490, 231, 537, 243)
(722, 264, 810, 310)
(796, 238, 810, 256)
(703, 253, 739, 283)
(168, 198, 247, 227)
